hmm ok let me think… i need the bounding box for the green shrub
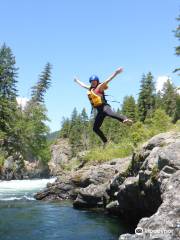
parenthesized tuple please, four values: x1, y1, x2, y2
(83, 141, 133, 163)
(0, 151, 5, 167)
(150, 165, 159, 182)
(129, 122, 151, 146)
(145, 109, 173, 134)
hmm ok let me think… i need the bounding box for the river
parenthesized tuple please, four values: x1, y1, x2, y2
(0, 179, 131, 240)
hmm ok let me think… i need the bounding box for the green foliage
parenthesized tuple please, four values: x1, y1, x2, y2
(129, 122, 150, 146)
(31, 63, 52, 103)
(122, 95, 138, 122)
(155, 91, 164, 110)
(83, 141, 133, 163)
(0, 44, 52, 167)
(61, 158, 81, 171)
(173, 14, 180, 74)
(174, 14, 180, 56)
(18, 63, 52, 163)
(22, 103, 50, 162)
(124, 152, 145, 177)
(68, 108, 84, 156)
(138, 72, 156, 122)
(150, 165, 159, 182)
(173, 93, 180, 123)
(59, 106, 177, 168)
(145, 109, 173, 134)
(0, 43, 18, 153)
(0, 150, 5, 167)
(161, 80, 177, 118)
(174, 120, 180, 131)
(59, 117, 71, 138)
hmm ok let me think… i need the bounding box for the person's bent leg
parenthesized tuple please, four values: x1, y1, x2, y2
(93, 112, 107, 143)
(103, 105, 127, 122)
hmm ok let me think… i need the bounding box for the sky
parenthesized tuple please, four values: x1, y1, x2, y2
(0, 0, 179, 132)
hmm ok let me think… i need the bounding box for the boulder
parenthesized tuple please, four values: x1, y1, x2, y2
(73, 183, 108, 208)
(48, 138, 72, 175)
(24, 160, 50, 179)
(1, 152, 50, 180)
(120, 170, 180, 240)
(118, 132, 180, 239)
(1, 152, 24, 180)
(35, 157, 131, 201)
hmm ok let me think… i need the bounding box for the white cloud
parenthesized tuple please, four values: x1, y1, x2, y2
(155, 76, 172, 93)
(16, 97, 29, 109)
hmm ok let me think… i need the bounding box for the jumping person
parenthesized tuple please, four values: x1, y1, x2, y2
(74, 67, 132, 144)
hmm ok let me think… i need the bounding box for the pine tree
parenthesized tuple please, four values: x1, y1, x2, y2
(138, 74, 146, 122)
(0, 43, 18, 152)
(138, 72, 155, 122)
(23, 63, 52, 162)
(80, 108, 88, 123)
(122, 95, 138, 122)
(31, 63, 52, 103)
(60, 117, 71, 138)
(175, 14, 180, 56)
(147, 109, 172, 133)
(173, 13, 180, 74)
(173, 93, 180, 122)
(70, 107, 78, 124)
(68, 108, 83, 155)
(162, 79, 176, 118)
(155, 91, 164, 110)
(80, 108, 89, 150)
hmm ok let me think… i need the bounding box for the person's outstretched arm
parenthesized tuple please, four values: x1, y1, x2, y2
(74, 77, 90, 90)
(98, 67, 123, 91)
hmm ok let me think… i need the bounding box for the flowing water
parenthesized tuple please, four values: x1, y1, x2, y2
(0, 179, 131, 240)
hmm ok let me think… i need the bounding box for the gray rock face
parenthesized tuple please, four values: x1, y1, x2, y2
(0, 153, 50, 180)
(35, 157, 131, 203)
(118, 132, 180, 240)
(120, 170, 180, 240)
(23, 160, 50, 179)
(1, 153, 24, 180)
(48, 138, 72, 175)
(73, 183, 108, 208)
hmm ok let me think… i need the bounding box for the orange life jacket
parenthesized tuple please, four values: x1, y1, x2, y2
(87, 85, 108, 108)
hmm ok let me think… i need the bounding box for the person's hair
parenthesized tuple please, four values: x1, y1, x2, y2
(89, 82, 101, 90)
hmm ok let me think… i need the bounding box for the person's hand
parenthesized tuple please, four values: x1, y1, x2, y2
(74, 77, 78, 83)
(115, 67, 123, 75)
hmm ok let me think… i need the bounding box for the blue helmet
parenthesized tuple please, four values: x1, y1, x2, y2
(89, 75, 99, 83)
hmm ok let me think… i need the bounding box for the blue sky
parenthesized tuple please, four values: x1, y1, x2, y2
(0, 0, 179, 132)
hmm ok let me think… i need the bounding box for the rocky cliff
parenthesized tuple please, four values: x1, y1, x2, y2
(35, 132, 180, 240)
(48, 138, 72, 175)
(119, 132, 180, 240)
